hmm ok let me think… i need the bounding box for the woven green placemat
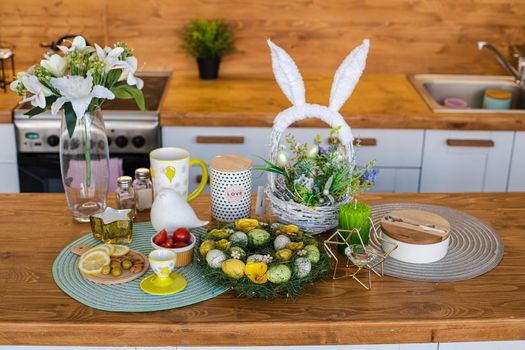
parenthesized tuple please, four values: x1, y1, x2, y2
(52, 222, 228, 312)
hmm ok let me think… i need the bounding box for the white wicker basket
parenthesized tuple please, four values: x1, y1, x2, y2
(264, 39, 369, 234)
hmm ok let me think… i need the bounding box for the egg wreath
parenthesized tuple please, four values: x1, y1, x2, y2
(196, 218, 332, 298)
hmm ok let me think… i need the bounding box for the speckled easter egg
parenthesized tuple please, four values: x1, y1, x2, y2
(273, 234, 291, 251)
(221, 259, 245, 279)
(229, 246, 247, 259)
(267, 264, 292, 284)
(206, 249, 226, 269)
(199, 239, 216, 257)
(247, 254, 265, 263)
(248, 229, 271, 247)
(230, 231, 249, 248)
(294, 257, 312, 278)
(304, 244, 320, 263)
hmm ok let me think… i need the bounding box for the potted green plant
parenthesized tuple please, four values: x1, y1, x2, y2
(182, 19, 235, 80)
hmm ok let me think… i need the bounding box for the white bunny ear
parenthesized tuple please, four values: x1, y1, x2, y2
(329, 39, 370, 111)
(267, 39, 306, 106)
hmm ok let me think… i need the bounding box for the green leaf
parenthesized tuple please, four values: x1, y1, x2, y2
(24, 106, 45, 117)
(106, 69, 123, 88)
(64, 102, 77, 138)
(112, 85, 145, 111)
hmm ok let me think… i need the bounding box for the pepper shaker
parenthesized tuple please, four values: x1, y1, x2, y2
(116, 176, 136, 219)
(133, 168, 153, 211)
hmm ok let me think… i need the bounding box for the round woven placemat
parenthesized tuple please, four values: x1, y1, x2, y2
(52, 222, 228, 312)
(368, 203, 504, 282)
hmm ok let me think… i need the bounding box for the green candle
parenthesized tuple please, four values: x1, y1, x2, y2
(338, 202, 371, 254)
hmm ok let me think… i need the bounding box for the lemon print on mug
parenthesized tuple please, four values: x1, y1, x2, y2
(163, 166, 176, 182)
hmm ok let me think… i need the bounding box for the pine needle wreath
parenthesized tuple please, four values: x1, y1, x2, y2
(196, 220, 332, 299)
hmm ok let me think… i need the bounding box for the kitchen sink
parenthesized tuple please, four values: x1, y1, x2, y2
(408, 74, 525, 114)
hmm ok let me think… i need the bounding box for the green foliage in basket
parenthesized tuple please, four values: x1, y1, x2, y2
(256, 127, 377, 207)
(196, 219, 332, 299)
(181, 19, 235, 59)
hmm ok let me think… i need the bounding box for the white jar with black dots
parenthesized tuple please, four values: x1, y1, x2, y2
(210, 154, 252, 222)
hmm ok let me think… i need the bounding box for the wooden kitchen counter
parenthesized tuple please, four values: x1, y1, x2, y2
(0, 192, 524, 346)
(161, 72, 525, 130)
(0, 90, 19, 123)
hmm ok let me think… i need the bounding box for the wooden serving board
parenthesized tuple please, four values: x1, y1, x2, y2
(71, 244, 149, 285)
(380, 209, 451, 245)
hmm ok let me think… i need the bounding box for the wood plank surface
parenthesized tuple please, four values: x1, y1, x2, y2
(0, 192, 524, 346)
(2, 0, 525, 75)
(160, 72, 525, 130)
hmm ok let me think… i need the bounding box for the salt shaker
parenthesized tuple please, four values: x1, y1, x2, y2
(133, 168, 153, 211)
(116, 176, 136, 219)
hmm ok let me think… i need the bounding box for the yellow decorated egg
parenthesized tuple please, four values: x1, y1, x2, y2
(199, 240, 216, 256)
(275, 248, 293, 261)
(221, 259, 246, 279)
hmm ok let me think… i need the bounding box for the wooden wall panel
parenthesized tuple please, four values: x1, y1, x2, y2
(1, 0, 524, 75)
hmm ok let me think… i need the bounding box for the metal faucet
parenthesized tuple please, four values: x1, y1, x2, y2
(477, 41, 525, 85)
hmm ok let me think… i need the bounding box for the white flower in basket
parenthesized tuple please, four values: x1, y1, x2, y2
(265, 39, 370, 234)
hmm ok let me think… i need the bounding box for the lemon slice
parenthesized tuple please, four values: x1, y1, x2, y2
(111, 245, 130, 257)
(103, 244, 116, 256)
(80, 245, 111, 259)
(78, 251, 110, 275)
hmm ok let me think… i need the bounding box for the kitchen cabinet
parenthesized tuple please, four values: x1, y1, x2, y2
(420, 130, 514, 192)
(508, 131, 525, 191)
(0, 124, 19, 193)
(438, 340, 525, 350)
(163, 127, 424, 194)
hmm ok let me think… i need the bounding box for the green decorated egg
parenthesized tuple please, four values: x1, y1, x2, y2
(294, 257, 312, 278)
(230, 231, 249, 248)
(248, 229, 271, 247)
(267, 264, 292, 284)
(206, 249, 226, 268)
(304, 244, 320, 263)
(273, 234, 291, 251)
(247, 254, 265, 263)
(229, 246, 247, 259)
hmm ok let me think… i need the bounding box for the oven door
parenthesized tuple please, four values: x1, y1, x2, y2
(17, 153, 150, 193)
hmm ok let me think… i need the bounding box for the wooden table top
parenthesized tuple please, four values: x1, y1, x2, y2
(160, 72, 525, 130)
(0, 192, 524, 347)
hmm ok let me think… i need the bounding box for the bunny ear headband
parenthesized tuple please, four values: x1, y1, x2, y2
(267, 39, 370, 147)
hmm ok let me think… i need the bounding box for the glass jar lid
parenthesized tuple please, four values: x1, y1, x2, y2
(135, 167, 150, 180)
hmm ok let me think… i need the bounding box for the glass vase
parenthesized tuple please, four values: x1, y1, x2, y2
(60, 109, 109, 222)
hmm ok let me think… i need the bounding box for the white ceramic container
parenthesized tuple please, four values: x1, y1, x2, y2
(381, 231, 450, 264)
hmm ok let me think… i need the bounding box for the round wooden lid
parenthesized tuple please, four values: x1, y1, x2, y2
(380, 209, 451, 245)
(210, 154, 252, 172)
(485, 88, 512, 100)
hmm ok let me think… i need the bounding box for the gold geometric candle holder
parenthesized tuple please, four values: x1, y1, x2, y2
(323, 218, 397, 290)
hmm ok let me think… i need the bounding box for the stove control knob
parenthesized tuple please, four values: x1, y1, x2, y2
(115, 136, 128, 148)
(132, 135, 145, 148)
(47, 135, 59, 147)
(70, 138, 80, 150)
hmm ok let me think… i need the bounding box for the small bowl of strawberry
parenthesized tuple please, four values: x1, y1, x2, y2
(151, 227, 195, 267)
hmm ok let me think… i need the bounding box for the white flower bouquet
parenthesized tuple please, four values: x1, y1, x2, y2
(10, 36, 144, 137)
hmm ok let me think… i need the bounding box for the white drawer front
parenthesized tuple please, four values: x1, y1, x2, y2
(0, 124, 17, 163)
(289, 128, 424, 167)
(370, 167, 420, 193)
(508, 131, 525, 191)
(420, 130, 514, 192)
(162, 126, 271, 164)
(0, 162, 19, 193)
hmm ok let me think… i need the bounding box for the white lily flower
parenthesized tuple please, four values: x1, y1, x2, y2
(57, 36, 88, 54)
(50, 71, 115, 118)
(94, 44, 124, 72)
(114, 56, 144, 89)
(9, 72, 30, 92)
(18, 75, 53, 109)
(40, 54, 67, 77)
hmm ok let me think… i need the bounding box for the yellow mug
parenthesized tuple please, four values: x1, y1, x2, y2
(149, 147, 208, 201)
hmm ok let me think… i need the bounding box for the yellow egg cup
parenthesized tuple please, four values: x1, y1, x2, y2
(141, 249, 187, 295)
(140, 272, 187, 296)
